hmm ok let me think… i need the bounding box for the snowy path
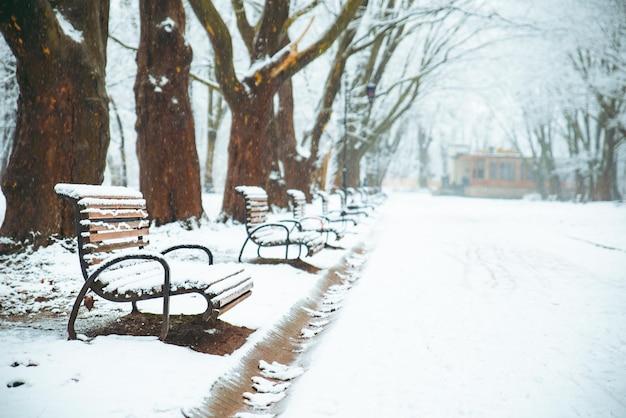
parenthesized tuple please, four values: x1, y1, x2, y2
(283, 194, 626, 418)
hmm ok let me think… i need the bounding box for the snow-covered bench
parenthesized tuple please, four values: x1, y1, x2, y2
(333, 189, 372, 218)
(235, 186, 324, 262)
(55, 183, 253, 341)
(286, 189, 344, 242)
(313, 190, 359, 226)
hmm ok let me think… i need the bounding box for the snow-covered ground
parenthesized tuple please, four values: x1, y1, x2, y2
(0, 193, 366, 418)
(283, 194, 626, 418)
(2, 193, 625, 418)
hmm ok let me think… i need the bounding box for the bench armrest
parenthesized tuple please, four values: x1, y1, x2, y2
(276, 218, 303, 231)
(161, 244, 213, 265)
(298, 216, 327, 229)
(248, 223, 291, 241)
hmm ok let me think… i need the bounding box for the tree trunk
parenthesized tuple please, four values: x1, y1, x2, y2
(204, 127, 217, 193)
(135, 0, 202, 225)
(109, 96, 128, 186)
(0, 1, 110, 248)
(271, 79, 315, 204)
(222, 93, 275, 221)
(203, 89, 223, 193)
(333, 143, 363, 189)
(418, 145, 430, 188)
(594, 127, 617, 200)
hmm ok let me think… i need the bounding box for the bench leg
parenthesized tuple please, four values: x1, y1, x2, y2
(238, 237, 251, 262)
(159, 291, 170, 341)
(67, 280, 97, 340)
(202, 296, 219, 323)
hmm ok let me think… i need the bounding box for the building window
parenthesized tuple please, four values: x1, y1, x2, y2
(474, 159, 485, 179)
(490, 161, 498, 179)
(521, 163, 534, 181)
(499, 162, 515, 181)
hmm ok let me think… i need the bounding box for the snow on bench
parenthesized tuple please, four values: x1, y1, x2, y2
(55, 183, 253, 341)
(286, 189, 344, 241)
(235, 186, 325, 262)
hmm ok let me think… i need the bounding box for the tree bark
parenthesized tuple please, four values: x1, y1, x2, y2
(221, 91, 275, 221)
(269, 79, 315, 205)
(0, 0, 110, 247)
(135, 0, 202, 225)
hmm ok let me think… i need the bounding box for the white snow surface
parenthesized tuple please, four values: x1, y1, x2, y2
(0, 193, 361, 417)
(283, 194, 626, 418)
(157, 17, 176, 32)
(54, 183, 143, 199)
(53, 9, 84, 43)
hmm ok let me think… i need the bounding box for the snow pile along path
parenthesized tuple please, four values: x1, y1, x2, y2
(282, 194, 626, 418)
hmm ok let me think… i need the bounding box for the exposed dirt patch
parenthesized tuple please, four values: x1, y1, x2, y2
(251, 258, 323, 274)
(87, 313, 255, 356)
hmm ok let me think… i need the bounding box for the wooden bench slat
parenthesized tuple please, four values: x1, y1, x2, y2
(211, 280, 254, 308)
(215, 290, 252, 317)
(81, 202, 146, 210)
(83, 220, 150, 232)
(86, 228, 149, 243)
(84, 238, 148, 254)
(82, 208, 148, 220)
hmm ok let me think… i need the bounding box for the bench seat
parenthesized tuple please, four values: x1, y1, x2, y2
(96, 260, 252, 300)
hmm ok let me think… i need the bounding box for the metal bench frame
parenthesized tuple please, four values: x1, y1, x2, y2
(236, 186, 324, 262)
(286, 189, 344, 242)
(56, 184, 252, 341)
(314, 190, 359, 227)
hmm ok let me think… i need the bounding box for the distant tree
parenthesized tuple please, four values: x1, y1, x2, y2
(188, 0, 367, 221)
(135, 0, 202, 224)
(417, 125, 434, 188)
(203, 80, 227, 193)
(0, 0, 110, 248)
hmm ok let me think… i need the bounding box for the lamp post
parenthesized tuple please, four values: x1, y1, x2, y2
(366, 82, 377, 186)
(366, 82, 376, 104)
(342, 76, 349, 194)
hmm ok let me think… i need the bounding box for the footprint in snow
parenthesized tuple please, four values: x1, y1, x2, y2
(258, 360, 304, 381)
(6, 380, 26, 388)
(243, 391, 286, 409)
(251, 376, 290, 394)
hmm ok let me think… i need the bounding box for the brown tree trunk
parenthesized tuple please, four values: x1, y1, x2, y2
(334, 143, 363, 189)
(594, 127, 617, 200)
(270, 79, 315, 204)
(135, 0, 202, 225)
(0, 0, 110, 248)
(204, 127, 217, 193)
(221, 93, 275, 221)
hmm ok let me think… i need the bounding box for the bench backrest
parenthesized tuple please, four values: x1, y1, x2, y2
(286, 189, 307, 219)
(332, 189, 347, 208)
(235, 186, 270, 228)
(314, 190, 330, 215)
(55, 184, 150, 279)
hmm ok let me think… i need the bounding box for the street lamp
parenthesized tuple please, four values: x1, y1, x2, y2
(366, 82, 377, 105)
(342, 76, 349, 194)
(366, 82, 378, 187)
